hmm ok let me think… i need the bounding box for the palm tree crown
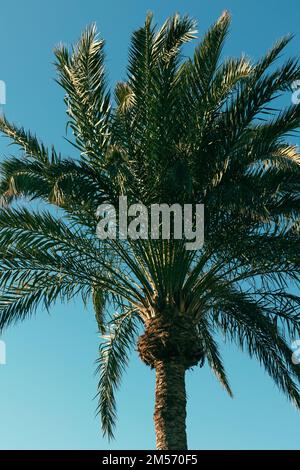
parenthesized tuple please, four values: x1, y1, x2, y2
(0, 11, 300, 449)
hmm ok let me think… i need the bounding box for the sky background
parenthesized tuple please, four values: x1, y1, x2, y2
(0, 0, 300, 450)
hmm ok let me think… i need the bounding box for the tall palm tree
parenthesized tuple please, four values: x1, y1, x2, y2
(0, 11, 300, 450)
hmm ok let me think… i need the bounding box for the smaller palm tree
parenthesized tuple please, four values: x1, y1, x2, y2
(0, 12, 300, 450)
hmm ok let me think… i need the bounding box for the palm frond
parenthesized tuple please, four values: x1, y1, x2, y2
(55, 24, 111, 162)
(0, 114, 59, 163)
(96, 311, 140, 439)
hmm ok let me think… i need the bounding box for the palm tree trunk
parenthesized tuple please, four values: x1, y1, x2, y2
(154, 360, 187, 450)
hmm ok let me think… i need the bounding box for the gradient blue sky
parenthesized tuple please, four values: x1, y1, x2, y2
(0, 0, 300, 450)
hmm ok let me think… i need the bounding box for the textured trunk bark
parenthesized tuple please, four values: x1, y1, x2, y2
(154, 360, 187, 450)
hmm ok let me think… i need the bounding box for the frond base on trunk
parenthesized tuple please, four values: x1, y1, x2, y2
(137, 315, 204, 369)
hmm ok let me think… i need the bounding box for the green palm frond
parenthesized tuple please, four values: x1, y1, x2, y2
(197, 318, 233, 397)
(54, 24, 111, 162)
(189, 11, 231, 97)
(92, 286, 107, 335)
(213, 295, 300, 407)
(0, 114, 60, 163)
(96, 311, 140, 439)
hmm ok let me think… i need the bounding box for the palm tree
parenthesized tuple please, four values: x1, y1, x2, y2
(0, 11, 300, 450)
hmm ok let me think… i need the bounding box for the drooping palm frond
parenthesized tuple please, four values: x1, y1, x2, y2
(212, 289, 300, 408)
(96, 310, 140, 439)
(197, 318, 233, 397)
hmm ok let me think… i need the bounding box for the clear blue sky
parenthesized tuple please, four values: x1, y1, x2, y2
(0, 0, 300, 450)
